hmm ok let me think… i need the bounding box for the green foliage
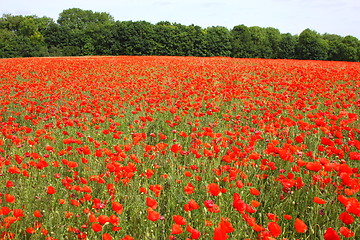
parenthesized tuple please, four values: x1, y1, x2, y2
(231, 24, 252, 58)
(56, 8, 115, 56)
(0, 14, 53, 57)
(0, 8, 359, 61)
(278, 33, 298, 59)
(112, 21, 157, 55)
(231, 26, 281, 59)
(205, 26, 232, 57)
(152, 21, 179, 56)
(247, 26, 272, 58)
(183, 24, 207, 57)
(338, 36, 360, 62)
(57, 8, 114, 29)
(264, 27, 281, 59)
(297, 29, 329, 60)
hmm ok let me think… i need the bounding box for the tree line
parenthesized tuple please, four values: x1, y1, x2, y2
(1, 8, 359, 61)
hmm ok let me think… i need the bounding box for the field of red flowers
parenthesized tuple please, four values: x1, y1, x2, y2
(0, 56, 359, 240)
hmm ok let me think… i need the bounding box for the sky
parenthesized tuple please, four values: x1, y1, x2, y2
(1, 0, 360, 39)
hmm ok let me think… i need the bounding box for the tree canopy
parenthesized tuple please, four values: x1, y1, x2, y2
(0, 8, 359, 61)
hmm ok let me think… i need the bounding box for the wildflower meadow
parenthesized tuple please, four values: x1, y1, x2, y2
(0, 56, 359, 239)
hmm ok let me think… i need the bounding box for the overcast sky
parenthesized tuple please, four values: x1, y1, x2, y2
(1, 0, 360, 38)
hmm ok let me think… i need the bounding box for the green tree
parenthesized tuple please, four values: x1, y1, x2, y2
(1, 8, 359, 60)
(0, 28, 19, 57)
(264, 27, 281, 58)
(322, 33, 343, 61)
(341, 36, 360, 61)
(296, 29, 329, 60)
(43, 21, 65, 56)
(112, 21, 156, 56)
(0, 14, 23, 32)
(231, 25, 279, 58)
(278, 33, 298, 59)
(205, 26, 232, 57)
(231, 24, 252, 58)
(184, 24, 207, 56)
(0, 14, 52, 57)
(57, 8, 114, 29)
(322, 33, 360, 62)
(57, 8, 115, 56)
(247, 26, 272, 58)
(152, 22, 184, 56)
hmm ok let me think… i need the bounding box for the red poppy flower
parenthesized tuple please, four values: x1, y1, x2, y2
(313, 197, 327, 204)
(13, 209, 24, 218)
(112, 202, 123, 214)
(306, 162, 322, 172)
(171, 224, 183, 234)
(339, 226, 355, 238)
(324, 228, 340, 240)
(170, 144, 181, 153)
(8, 166, 21, 174)
(207, 183, 221, 196)
(184, 182, 195, 195)
(233, 193, 246, 213)
(5, 194, 15, 203)
(294, 218, 307, 233)
(1, 206, 11, 215)
(207, 204, 221, 213)
(339, 212, 354, 225)
(186, 225, 201, 239)
(173, 215, 186, 225)
(147, 208, 160, 221)
(349, 152, 360, 160)
(102, 233, 113, 240)
(268, 222, 282, 237)
(184, 199, 200, 212)
(146, 197, 158, 209)
(33, 210, 42, 218)
(6, 181, 14, 188)
(249, 152, 260, 160)
(213, 226, 228, 240)
(149, 184, 163, 197)
(295, 135, 304, 143)
(120, 236, 134, 240)
(46, 186, 56, 194)
(26, 227, 36, 234)
(251, 200, 261, 207)
(267, 213, 279, 221)
(92, 223, 103, 232)
(230, 173, 242, 184)
(98, 215, 110, 225)
(218, 218, 234, 233)
(250, 188, 260, 196)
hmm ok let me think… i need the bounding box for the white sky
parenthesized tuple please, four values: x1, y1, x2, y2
(1, 0, 360, 38)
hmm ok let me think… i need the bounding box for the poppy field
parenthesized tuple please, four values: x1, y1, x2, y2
(0, 56, 359, 240)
